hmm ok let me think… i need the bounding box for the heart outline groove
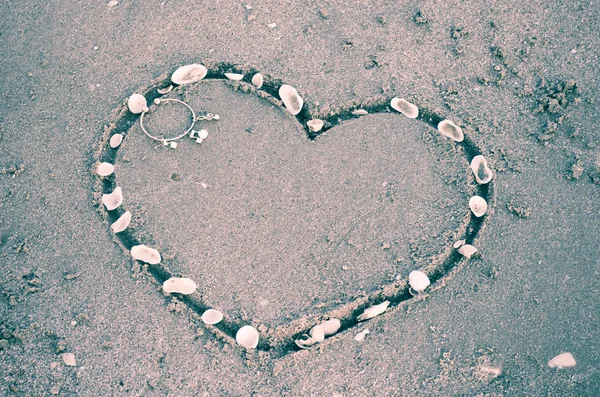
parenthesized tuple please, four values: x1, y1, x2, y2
(94, 61, 495, 360)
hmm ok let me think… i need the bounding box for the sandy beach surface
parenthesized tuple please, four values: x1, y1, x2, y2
(1, 0, 598, 395)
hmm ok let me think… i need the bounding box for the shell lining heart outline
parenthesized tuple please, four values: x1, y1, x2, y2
(94, 61, 495, 360)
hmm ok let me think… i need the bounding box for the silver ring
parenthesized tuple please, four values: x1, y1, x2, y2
(139, 98, 196, 144)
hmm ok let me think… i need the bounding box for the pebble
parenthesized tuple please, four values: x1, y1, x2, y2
(437, 120, 464, 142)
(201, 309, 223, 325)
(127, 94, 148, 114)
(548, 352, 576, 369)
(236, 325, 259, 349)
(171, 64, 207, 85)
(102, 187, 123, 210)
(357, 300, 390, 321)
(408, 270, 430, 292)
(390, 97, 419, 118)
(307, 119, 324, 132)
(278, 84, 303, 115)
(61, 353, 76, 366)
(110, 211, 131, 233)
(225, 73, 244, 81)
(96, 162, 114, 176)
(470, 155, 493, 184)
(109, 134, 123, 148)
(457, 244, 477, 259)
(252, 73, 263, 88)
(469, 196, 488, 217)
(354, 329, 369, 342)
(130, 244, 161, 264)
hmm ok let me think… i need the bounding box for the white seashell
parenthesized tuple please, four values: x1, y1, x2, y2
(236, 325, 259, 349)
(61, 353, 76, 366)
(171, 64, 207, 85)
(157, 85, 173, 95)
(408, 270, 430, 292)
(96, 162, 114, 176)
(102, 187, 123, 210)
(162, 277, 197, 294)
(131, 244, 161, 264)
(469, 196, 488, 217)
(109, 134, 123, 148)
(127, 94, 148, 114)
(225, 73, 244, 81)
(470, 155, 493, 184)
(453, 239, 466, 249)
(295, 334, 318, 349)
(390, 97, 419, 119)
(307, 119, 324, 132)
(548, 352, 576, 369)
(252, 73, 263, 88)
(319, 319, 341, 336)
(352, 109, 368, 116)
(201, 309, 223, 325)
(278, 84, 304, 115)
(457, 244, 478, 259)
(357, 300, 390, 321)
(309, 325, 325, 343)
(198, 129, 209, 139)
(437, 120, 464, 142)
(110, 211, 131, 233)
(107, 1, 118, 7)
(354, 329, 369, 342)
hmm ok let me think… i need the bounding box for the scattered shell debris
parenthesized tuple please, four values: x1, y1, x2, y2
(390, 97, 419, 118)
(357, 300, 390, 321)
(236, 325, 259, 349)
(201, 309, 223, 325)
(109, 134, 123, 148)
(319, 319, 341, 336)
(457, 244, 478, 259)
(61, 353, 76, 367)
(295, 334, 319, 349)
(127, 94, 148, 114)
(171, 64, 207, 85)
(437, 120, 464, 142)
(469, 196, 488, 217)
(307, 119, 324, 132)
(157, 85, 173, 95)
(251, 73, 263, 88)
(453, 239, 466, 249)
(110, 211, 131, 233)
(354, 329, 369, 342)
(278, 84, 303, 115)
(309, 325, 325, 343)
(96, 162, 114, 176)
(352, 109, 368, 116)
(470, 155, 493, 184)
(548, 352, 576, 369)
(102, 187, 123, 210)
(130, 244, 161, 264)
(163, 277, 197, 295)
(408, 270, 430, 293)
(225, 72, 244, 81)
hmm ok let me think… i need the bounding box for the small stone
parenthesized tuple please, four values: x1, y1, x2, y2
(61, 353, 76, 366)
(437, 120, 464, 142)
(357, 301, 390, 321)
(130, 244, 161, 264)
(163, 277, 197, 294)
(102, 187, 123, 210)
(408, 270, 430, 292)
(96, 162, 114, 176)
(109, 134, 123, 148)
(548, 352, 576, 369)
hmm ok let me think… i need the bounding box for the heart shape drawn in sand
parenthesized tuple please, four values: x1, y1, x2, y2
(94, 62, 494, 360)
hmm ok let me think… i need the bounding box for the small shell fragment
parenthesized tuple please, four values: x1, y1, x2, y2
(309, 325, 325, 343)
(110, 211, 131, 233)
(319, 319, 341, 336)
(251, 73, 263, 88)
(171, 64, 207, 85)
(61, 353, 76, 366)
(357, 300, 390, 321)
(458, 244, 478, 259)
(408, 270, 430, 292)
(201, 309, 223, 325)
(127, 93, 148, 114)
(453, 239, 466, 249)
(96, 162, 114, 176)
(352, 109, 368, 116)
(279, 84, 304, 115)
(236, 325, 259, 349)
(157, 85, 173, 95)
(295, 334, 318, 349)
(437, 120, 464, 142)
(225, 72, 244, 81)
(131, 244, 161, 264)
(162, 278, 196, 295)
(469, 196, 488, 217)
(548, 352, 576, 369)
(470, 155, 493, 184)
(307, 119, 324, 133)
(107, 1, 118, 7)
(109, 134, 123, 148)
(102, 187, 123, 210)
(354, 329, 369, 342)
(390, 97, 419, 118)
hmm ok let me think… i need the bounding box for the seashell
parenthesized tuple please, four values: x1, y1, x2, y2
(236, 325, 259, 349)
(252, 73, 263, 88)
(354, 329, 369, 342)
(107, 1, 118, 7)
(127, 94, 148, 114)
(408, 270, 430, 292)
(453, 239, 466, 249)
(61, 353, 76, 366)
(437, 120, 464, 142)
(96, 162, 114, 176)
(548, 352, 576, 369)
(390, 97, 419, 119)
(457, 244, 477, 259)
(201, 309, 223, 325)
(469, 196, 488, 217)
(352, 109, 368, 116)
(225, 73, 244, 81)
(157, 85, 173, 95)
(198, 129, 209, 140)
(470, 155, 493, 184)
(357, 300, 390, 321)
(102, 187, 122, 210)
(319, 319, 341, 336)
(109, 134, 123, 148)
(162, 277, 197, 294)
(295, 334, 318, 349)
(309, 325, 325, 343)
(110, 211, 131, 233)
(278, 84, 304, 115)
(307, 119, 324, 133)
(131, 244, 161, 264)
(171, 64, 207, 85)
